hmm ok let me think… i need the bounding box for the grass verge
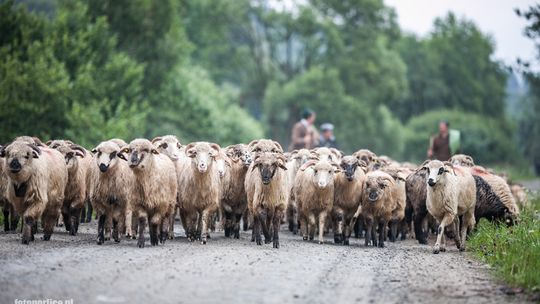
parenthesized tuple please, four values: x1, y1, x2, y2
(469, 196, 540, 292)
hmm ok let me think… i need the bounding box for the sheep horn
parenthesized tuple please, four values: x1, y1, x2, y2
(151, 136, 163, 144)
(31, 137, 45, 147)
(70, 144, 87, 157)
(28, 144, 42, 156)
(248, 139, 259, 149)
(273, 141, 283, 153)
(300, 160, 317, 171)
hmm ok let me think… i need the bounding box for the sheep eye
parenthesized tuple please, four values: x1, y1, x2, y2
(313, 170, 318, 174)
(97, 151, 102, 157)
(110, 152, 116, 159)
(438, 168, 444, 175)
(24, 154, 30, 159)
(379, 183, 385, 188)
(160, 143, 168, 149)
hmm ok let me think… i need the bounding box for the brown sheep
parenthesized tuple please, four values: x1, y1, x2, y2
(380, 167, 407, 242)
(405, 167, 430, 245)
(285, 148, 311, 233)
(358, 171, 396, 248)
(333, 155, 366, 245)
(295, 159, 339, 244)
(1, 141, 68, 244)
(0, 144, 19, 232)
(248, 139, 284, 154)
(123, 139, 178, 247)
(220, 144, 252, 238)
(245, 152, 288, 248)
(177, 142, 221, 244)
(54, 144, 92, 235)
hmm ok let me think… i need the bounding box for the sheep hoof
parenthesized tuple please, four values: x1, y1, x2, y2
(440, 247, 446, 252)
(137, 238, 145, 248)
(459, 246, 466, 252)
(433, 248, 440, 254)
(378, 243, 385, 248)
(256, 238, 263, 245)
(21, 238, 29, 245)
(273, 240, 280, 248)
(201, 240, 207, 245)
(318, 241, 323, 245)
(343, 239, 350, 246)
(302, 236, 308, 241)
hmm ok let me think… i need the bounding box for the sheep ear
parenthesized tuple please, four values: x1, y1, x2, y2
(91, 148, 97, 154)
(210, 143, 221, 157)
(151, 149, 159, 155)
(177, 142, 182, 149)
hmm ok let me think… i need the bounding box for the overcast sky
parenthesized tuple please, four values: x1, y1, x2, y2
(384, 0, 538, 67)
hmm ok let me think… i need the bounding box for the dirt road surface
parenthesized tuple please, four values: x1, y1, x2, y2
(0, 223, 530, 304)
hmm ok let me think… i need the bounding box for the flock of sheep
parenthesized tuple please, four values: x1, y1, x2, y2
(0, 135, 528, 253)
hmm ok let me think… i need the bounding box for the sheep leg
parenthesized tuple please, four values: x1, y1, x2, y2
(318, 211, 329, 245)
(389, 220, 398, 242)
(2, 205, 10, 232)
(195, 213, 203, 241)
(253, 214, 262, 245)
(105, 215, 112, 241)
(343, 216, 352, 245)
(41, 206, 59, 241)
(433, 214, 453, 254)
(97, 214, 106, 245)
(224, 211, 232, 237)
(112, 218, 120, 243)
(273, 210, 283, 248)
(334, 211, 344, 244)
(243, 210, 249, 231)
(69, 207, 82, 236)
(292, 206, 298, 235)
(160, 217, 169, 244)
(364, 217, 372, 246)
(137, 216, 147, 248)
(85, 200, 93, 223)
(80, 204, 87, 223)
(168, 211, 175, 240)
(378, 220, 386, 248)
(234, 213, 242, 239)
(125, 208, 133, 238)
(414, 211, 428, 245)
(61, 203, 71, 232)
(257, 209, 271, 244)
(459, 209, 475, 252)
(300, 215, 309, 241)
(308, 213, 316, 241)
(287, 204, 294, 232)
(21, 216, 35, 245)
(266, 211, 274, 242)
(200, 210, 210, 244)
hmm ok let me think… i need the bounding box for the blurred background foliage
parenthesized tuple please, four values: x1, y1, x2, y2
(0, 0, 539, 172)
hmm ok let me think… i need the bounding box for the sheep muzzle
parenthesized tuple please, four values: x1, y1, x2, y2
(368, 191, 378, 202)
(99, 163, 109, 173)
(9, 159, 22, 173)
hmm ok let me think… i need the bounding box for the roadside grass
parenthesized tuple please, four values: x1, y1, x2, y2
(469, 196, 540, 292)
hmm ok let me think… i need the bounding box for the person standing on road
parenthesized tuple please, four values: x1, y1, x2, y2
(289, 109, 319, 151)
(318, 123, 338, 149)
(427, 120, 452, 161)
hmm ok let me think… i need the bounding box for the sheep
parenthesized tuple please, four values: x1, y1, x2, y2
(14, 136, 46, 147)
(245, 152, 288, 248)
(89, 140, 135, 244)
(405, 166, 430, 244)
(356, 171, 396, 248)
(381, 167, 407, 242)
(123, 139, 178, 248)
(423, 160, 476, 254)
(248, 139, 284, 154)
(177, 142, 221, 244)
(295, 159, 339, 244)
(220, 144, 252, 238)
(510, 183, 529, 209)
(285, 148, 311, 233)
(353, 149, 377, 166)
(53, 144, 92, 235)
(1, 141, 68, 244)
(449, 155, 519, 224)
(0, 146, 19, 232)
(332, 155, 366, 245)
(152, 135, 183, 239)
(311, 147, 342, 163)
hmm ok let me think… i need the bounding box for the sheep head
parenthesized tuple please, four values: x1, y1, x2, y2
(353, 149, 377, 165)
(340, 155, 367, 181)
(248, 139, 283, 154)
(56, 144, 86, 171)
(302, 160, 340, 189)
(290, 149, 311, 166)
(122, 139, 159, 170)
(92, 141, 126, 173)
(423, 160, 455, 187)
(252, 152, 287, 185)
(449, 154, 475, 167)
(153, 135, 182, 161)
(364, 172, 394, 203)
(185, 142, 220, 174)
(226, 144, 252, 167)
(3, 141, 41, 181)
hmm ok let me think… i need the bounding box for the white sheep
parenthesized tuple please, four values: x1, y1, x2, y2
(1, 141, 68, 244)
(285, 149, 311, 234)
(295, 159, 339, 244)
(123, 139, 178, 248)
(245, 152, 288, 248)
(423, 160, 476, 254)
(89, 140, 135, 244)
(177, 142, 221, 244)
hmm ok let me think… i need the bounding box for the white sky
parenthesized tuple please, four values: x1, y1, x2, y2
(384, 0, 538, 67)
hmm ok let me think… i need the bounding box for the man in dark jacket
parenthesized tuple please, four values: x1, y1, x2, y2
(318, 123, 338, 149)
(428, 120, 451, 161)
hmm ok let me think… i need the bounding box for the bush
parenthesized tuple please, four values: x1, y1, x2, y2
(404, 109, 522, 164)
(469, 197, 540, 291)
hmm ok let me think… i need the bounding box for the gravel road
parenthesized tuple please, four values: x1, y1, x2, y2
(0, 222, 531, 304)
